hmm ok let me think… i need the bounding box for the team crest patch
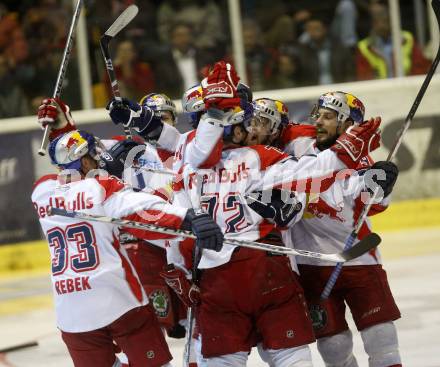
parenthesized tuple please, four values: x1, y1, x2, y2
(309, 304, 328, 331)
(149, 289, 169, 318)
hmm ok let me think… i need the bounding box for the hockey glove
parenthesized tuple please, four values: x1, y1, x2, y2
(107, 97, 164, 140)
(366, 161, 399, 197)
(201, 61, 241, 110)
(159, 264, 200, 307)
(181, 209, 223, 252)
(37, 98, 76, 140)
(246, 189, 303, 228)
(331, 117, 381, 169)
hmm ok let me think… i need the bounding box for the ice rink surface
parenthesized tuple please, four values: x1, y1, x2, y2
(1, 229, 439, 367)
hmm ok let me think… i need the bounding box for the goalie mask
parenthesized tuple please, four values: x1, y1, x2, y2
(140, 93, 177, 126)
(311, 91, 365, 125)
(49, 130, 100, 170)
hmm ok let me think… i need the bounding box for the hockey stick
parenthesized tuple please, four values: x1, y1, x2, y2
(38, 0, 83, 156)
(320, 0, 440, 299)
(183, 178, 205, 366)
(0, 341, 38, 354)
(132, 165, 175, 176)
(100, 4, 139, 138)
(48, 207, 381, 263)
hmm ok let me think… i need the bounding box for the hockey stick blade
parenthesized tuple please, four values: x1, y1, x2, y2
(0, 341, 38, 354)
(104, 4, 138, 38)
(339, 232, 381, 261)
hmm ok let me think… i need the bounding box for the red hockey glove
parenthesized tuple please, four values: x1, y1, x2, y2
(331, 117, 381, 168)
(159, 264, 200, 307)
(201, 61, 241, 110)
(37, 98, 76, 140)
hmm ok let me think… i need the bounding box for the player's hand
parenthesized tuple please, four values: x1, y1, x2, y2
(201, 61, 241, 110)
(367, 161, 399, 197)
(37, 98, 75, 131)
(246, 189, 303, 228)
(107, 97, 163, 139)
(182, 209, 223, 252)
(107, 97, 140, 126)
(331, 117, 381, 168)
(159, 264, 200, 307)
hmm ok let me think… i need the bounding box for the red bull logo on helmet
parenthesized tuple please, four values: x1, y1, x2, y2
(346, 94, 365, 124)
(65, 131, 86, 150)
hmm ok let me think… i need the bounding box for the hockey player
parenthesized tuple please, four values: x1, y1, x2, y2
(107, 61, 254, 174)
(31, 128, 224, 367)
(164, 74, 383, 366)
(256, 92, 402, 367)
(37, 95, 186, 337)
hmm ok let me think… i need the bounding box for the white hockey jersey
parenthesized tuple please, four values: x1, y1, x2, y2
(156, 115, 224, 172)
(172, 144, 347, 270)
(280, 124, 389, 266)
(31, 174, 187, 332)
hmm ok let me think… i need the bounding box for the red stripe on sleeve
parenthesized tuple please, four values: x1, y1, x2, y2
(96, 176, 126, 201)
(280, 124, 317, 147)
(122, 210, 184, 240)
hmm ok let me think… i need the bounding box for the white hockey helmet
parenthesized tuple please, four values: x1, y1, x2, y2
(182, 84, 205, 113)
(48, 130, 99, 170)
(245, 98, 287, 134)
(311, 91, 365, 124)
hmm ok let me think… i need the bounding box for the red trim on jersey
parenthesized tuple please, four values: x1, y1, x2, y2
(151, 186, 171, 201)
(157, 148, 173, 166)
(280, 124, 317, 147)
(112, 234, 143, 302)
(179, 238, 196, 270)
(249, 145, 289, 171)
(353, 196, 379, 261)
(33, 174, 58, 191)
(259, 220, 275, 239)
(199, 137, 223, 169)
(123, 210, 183, 241)
(172, 166, 185, 193)
(95, 176, 126, 201)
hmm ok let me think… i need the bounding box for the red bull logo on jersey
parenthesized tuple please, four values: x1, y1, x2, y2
(33, 192, 94, 218)
(306, 197, 345, 222)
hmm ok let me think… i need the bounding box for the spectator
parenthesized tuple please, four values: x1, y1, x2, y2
(0, 54, 30, 118)
(157, 0, 225, 50)
(17, 4, 81, 111)
(250, 0, 295, 49)
(103, 39, 155, 101)
(242, 19, 276, 91)
(152, 22, 218, 99)
(267, 49, 304, 89)
(331, 0, 358, 48)
(0, 5, 28, 66)
(356, 4, 430, 80)
(298, 16, 355, 85)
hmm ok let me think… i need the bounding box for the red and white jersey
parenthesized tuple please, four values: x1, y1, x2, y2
(172, 145, 346, 270)
(31, 174, 187, 332)
(157, 115, 224, 172)
(279, 123, 389, 267)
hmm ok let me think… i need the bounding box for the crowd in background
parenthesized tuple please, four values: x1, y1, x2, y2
(0, 0, 433, 118)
